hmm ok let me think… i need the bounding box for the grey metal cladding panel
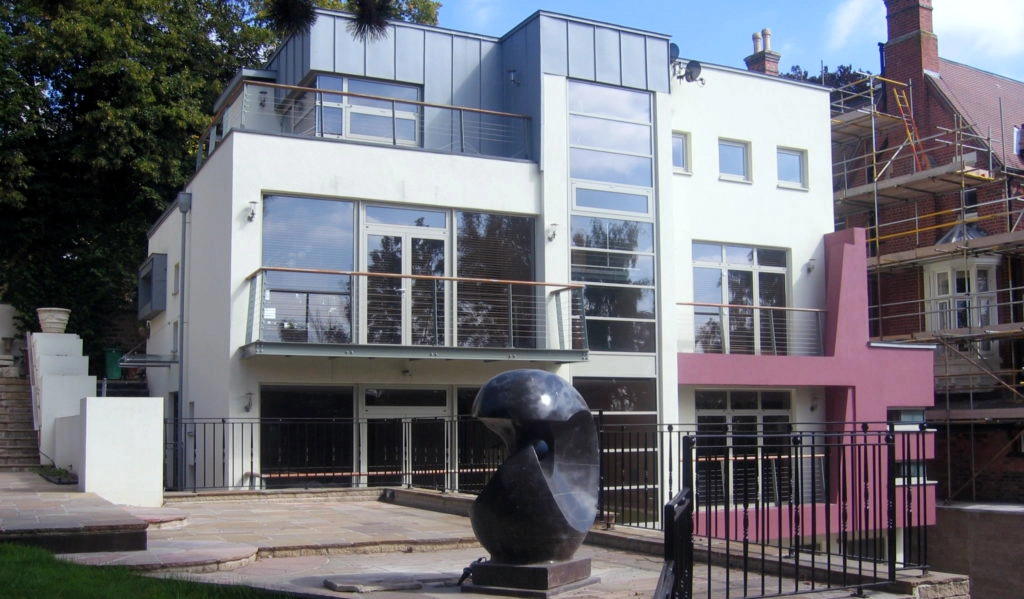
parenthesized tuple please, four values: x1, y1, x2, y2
(452, 36, 481, 108)
(395, 27, 425, 84)
(620, 32, 648, 90)
(645, 37, 670, 93)
(479, 41, 503, 112)
(423, 32, 453, 105)
(594, 28, 622, 86)
(308, 16, 335, 73)
(364, 26, 397, 80)
(334, 17, 366, 76)
(539, 16, 568, 77)
(567, 21, 595, 81)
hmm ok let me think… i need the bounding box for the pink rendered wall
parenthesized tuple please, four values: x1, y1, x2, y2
(677, 228, 935, 423)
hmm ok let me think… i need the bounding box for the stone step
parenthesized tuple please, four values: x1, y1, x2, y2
(0, 454, 40, 466)
(0, 437, 39, 449)
(0, 429, 37, 439)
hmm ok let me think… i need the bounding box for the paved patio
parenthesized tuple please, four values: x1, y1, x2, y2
(0, 472, 949, 598)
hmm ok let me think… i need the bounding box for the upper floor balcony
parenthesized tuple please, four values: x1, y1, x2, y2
(197, 80, 532, 168)
(241, 267, 588, 362)
(679, 302, 826, 357)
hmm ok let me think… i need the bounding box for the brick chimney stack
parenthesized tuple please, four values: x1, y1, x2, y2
(744, 28, 781, 76)
(882, 0, 939, 79)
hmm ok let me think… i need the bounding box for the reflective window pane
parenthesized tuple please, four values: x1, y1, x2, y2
(263, 196, 354, 272)
(366, 205, 446, 228)
(570, 216, 653, 252)
(570, 148, 652, 187)
(585, 320, 656, 352)
(570, 115, 651, 155)
(693, 268, 722, 303)
(581, 286, 655, 318)
(757, 248, 787, 268)
(348, 78, 420, 103)
(672, 133, 688, 170)
(726, 246, 755, 266)
(575, 188, 649, 213)
(568, 81, 651, 122)
(574, 378, 656, 412)
(719, 139, 749, 179)
(777, 148, 806, 186)
(572, 251, 654, 285)
(692, 242, 722, 263)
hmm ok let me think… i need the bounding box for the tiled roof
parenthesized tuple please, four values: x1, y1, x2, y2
(927, 58, 1024, 172)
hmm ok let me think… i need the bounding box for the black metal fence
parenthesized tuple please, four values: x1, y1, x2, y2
(164, 417, 931, 597)
(164, 416, 506, 493)
(601, 421, 933, 598)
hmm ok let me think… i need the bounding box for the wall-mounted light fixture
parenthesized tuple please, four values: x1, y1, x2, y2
(258, 90, 268, 108)
(508, 69, 519, 86)
(243, 392, 254, 412)
(546, 223, 559, 242)
(247, 200, 258, 222)
(805, 258, 817, 274)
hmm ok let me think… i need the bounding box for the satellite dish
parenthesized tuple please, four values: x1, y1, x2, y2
(669, 43, 680, 62)
(684, 60, 702, 83)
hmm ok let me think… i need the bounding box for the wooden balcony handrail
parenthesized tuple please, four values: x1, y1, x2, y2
(678, 301, 825, 314)
(247, 266, 583, 291)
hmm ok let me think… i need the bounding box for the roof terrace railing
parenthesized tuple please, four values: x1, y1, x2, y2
(197, 81, 531, 168)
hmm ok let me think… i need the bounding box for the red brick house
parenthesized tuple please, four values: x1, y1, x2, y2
(832, 0, 1024, 503)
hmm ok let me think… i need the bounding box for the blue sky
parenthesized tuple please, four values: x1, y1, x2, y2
(434, 0, 1024, 82)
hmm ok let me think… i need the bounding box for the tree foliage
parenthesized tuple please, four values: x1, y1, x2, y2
(0, 0, 441, 369)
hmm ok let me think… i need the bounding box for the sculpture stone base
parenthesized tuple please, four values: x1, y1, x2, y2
(462, 558, 598, 598)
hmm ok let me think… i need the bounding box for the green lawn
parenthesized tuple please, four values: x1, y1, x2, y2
(0, 543, 287, 598)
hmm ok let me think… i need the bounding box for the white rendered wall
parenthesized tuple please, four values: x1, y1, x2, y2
(30, 333, 95, 464)
(670, 64, 834, 354)
(79, 396, 163, 507)
(170, 132, 544, 421)
(54, 415, 82, 472)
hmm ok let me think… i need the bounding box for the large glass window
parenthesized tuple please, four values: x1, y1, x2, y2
(569, 80, 657, 352)
(568, 81, 653, 189)
(695, 390, 799, 506)
(455, 212, 535, 348)
(693, 242, 788, 355)
(262, 196, 355, 343)
(572, 216, 656, 352)
(310, 75, 422, 145)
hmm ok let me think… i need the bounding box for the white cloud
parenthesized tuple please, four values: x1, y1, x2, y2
(826, 0, 885, 52)
(933, 0, 1024, 74)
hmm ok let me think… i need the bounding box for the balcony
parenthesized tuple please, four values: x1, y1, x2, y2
(680, 302, 825, 356)
(198, 81, 531, 167)
(241, 268, 588, 362)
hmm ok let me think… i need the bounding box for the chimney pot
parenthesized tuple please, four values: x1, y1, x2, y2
(762, 28, 772, 51)
(752, 32, 762, 53)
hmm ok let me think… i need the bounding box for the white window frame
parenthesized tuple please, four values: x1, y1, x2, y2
(672, 132, 691, 174)
(718, 138, 751, 182)
(776, 146, 808, 190)
(924, 257, 998, 348)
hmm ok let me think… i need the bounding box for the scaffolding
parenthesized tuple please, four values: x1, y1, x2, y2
(830, 74, 1024, 502)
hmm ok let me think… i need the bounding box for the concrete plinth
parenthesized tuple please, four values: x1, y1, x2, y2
(463, 558, 598, 598)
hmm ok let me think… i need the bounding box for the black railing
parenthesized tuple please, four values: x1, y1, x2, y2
(601, 421, 933, 598)
(164, 416, 506, 493)
(164, 417, 932, 598)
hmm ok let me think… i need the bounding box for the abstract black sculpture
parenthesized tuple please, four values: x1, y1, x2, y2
(469, 369, 599, 565)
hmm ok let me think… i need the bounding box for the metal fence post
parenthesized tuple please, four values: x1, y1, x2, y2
(886, 424, 897, 582)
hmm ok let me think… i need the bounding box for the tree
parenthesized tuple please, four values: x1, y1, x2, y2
(0, 0, 441, 371)
(783, 64, 873, 101)
(0, 0, 273, 363)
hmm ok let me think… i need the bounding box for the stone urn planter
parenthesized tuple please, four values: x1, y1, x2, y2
(37, 307, 71, 333)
